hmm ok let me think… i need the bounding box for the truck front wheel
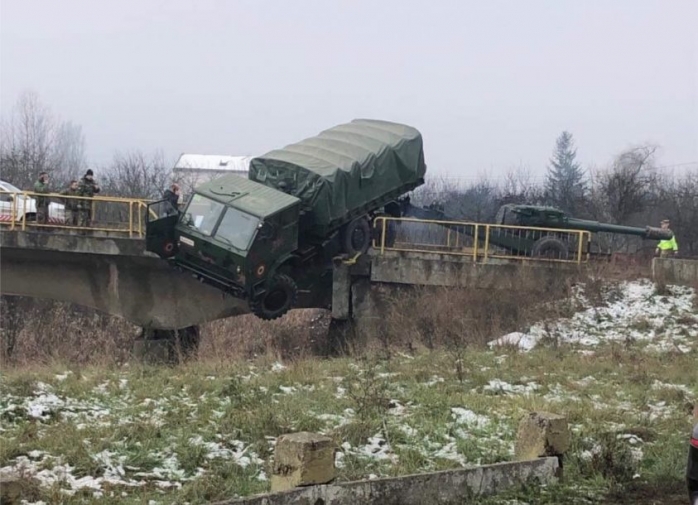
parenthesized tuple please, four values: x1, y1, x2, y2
(341, 216, 371, 255)
(250, 273, 298, 320)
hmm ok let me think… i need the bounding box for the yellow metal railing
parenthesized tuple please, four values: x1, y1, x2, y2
(373, 216, 591, 265)
(0, 190, 152, 238)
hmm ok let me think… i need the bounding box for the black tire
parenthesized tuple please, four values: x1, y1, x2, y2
(250, 273, 298, 320)
(531, 236, 569, 260)
(341, 216, 371, 255)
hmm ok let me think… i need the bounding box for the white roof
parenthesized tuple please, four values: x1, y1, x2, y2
(174, 154, 254, 172)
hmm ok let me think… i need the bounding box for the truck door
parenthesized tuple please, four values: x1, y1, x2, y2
(145, 199, 179, 258)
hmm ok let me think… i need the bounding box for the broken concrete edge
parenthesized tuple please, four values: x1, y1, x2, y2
(211, 456, 559, 505)
(652, 257, 698, 285)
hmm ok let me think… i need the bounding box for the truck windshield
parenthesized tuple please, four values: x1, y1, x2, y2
(181, 194, 224, 236)
(214, 207, 259, 251)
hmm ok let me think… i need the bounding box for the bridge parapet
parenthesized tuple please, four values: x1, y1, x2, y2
(0, 188, 152, 238)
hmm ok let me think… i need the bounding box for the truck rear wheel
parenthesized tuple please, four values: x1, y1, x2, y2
(250, 273, 298, 320)
(341, 216, 371, 255)
(531, 236, 569, 260)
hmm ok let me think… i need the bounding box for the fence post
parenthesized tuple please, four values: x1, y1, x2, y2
(21, 193, 27, 231)
(380, 217, 387, 254)
(138, 202, 144, 237)
(129, 201, 133, 238)
(10, 195, 16, 230)
(483, 225, 490, 262)
(472, 224, 478, 262)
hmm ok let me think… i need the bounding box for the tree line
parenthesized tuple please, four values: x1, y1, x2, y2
(412, 132, 698, 257)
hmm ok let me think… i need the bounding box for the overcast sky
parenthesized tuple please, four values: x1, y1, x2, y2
(1, 0, 696, 181)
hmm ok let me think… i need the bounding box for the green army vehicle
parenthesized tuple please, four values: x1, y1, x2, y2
(405, 202, 673, 258)
(145, 119, 426, 320)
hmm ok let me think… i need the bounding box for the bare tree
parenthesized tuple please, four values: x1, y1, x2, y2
(0, 90, 85, 189)
(498, 165, 545, 206)
(587, 145, 659, 253)
(590, 145, 658, 224)
(102, 150, 172, 199)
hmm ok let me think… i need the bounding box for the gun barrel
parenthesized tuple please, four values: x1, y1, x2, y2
(644, 226, 674, 241)
(566, 219, 673, 240)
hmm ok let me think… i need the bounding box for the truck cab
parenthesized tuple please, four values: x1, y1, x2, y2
(146, 174, 303, 319)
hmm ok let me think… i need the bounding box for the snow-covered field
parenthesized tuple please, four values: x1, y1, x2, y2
(1, 279, 696, 504)
(490, 278, 697, 353)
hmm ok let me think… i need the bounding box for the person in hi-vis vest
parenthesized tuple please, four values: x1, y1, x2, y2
(655, 219, 678, 257)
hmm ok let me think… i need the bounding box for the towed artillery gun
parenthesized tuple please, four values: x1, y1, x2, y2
(145, 119, 426, 320)
(400, 202, 673, 259)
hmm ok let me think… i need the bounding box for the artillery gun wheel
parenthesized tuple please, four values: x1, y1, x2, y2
(341, 216, 371, 255)
(531, 236, 569, 260)
(250, 273, 298, 320)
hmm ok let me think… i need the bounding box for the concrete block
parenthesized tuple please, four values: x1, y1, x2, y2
(652, 257, 698, 285)
(332, 263, 351, 320)
(270, 432, 336, 492)
(515, 411, 570, 461)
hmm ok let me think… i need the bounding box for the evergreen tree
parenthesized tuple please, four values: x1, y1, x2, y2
(545, 131, 587, 214)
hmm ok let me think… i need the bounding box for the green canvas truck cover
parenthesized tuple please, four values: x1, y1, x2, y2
(248, 119, 426, 230)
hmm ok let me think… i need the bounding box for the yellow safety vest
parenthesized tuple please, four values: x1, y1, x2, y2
(657, 235, 678, 251)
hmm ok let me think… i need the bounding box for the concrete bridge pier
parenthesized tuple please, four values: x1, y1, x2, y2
(132, 326, 201, 365)
(326, 249, 584, 353)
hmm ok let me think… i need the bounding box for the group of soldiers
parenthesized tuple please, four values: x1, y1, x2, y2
(33, 169, 100, 227)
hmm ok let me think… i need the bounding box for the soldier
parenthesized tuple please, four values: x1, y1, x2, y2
(655, 219, 679, 257)
(162, 183, 181, 215)
(77, 169, 100, 227)
(60, 180, 80, 226)
(33, 172, 50, 226)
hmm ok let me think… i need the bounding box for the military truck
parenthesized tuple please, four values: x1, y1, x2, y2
(145, 119, 426, 320)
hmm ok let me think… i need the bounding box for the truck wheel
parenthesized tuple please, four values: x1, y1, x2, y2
(342, 216, 371, 255)
(531, 236, 569, 260)
(250, 273, 298, 320)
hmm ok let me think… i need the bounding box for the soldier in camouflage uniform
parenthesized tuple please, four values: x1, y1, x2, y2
(60, 180, 80, 226)
(33, 172, 50, 226)
(77, 169, 100, 227)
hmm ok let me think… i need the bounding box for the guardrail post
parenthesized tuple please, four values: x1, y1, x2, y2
(21, 193, 27, 231)
(472, 224, 478, 262)
(576, 232, 584, 264)
(138, 202, 143, 237)
(129, 201, 133, 238)
(483, 225, 490, 263)
(380, 217, 387, 254)
(10, 195, 16, 230)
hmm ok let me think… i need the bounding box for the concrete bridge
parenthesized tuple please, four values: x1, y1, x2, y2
(0, 227, 579, 330)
